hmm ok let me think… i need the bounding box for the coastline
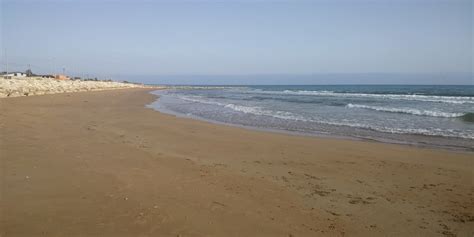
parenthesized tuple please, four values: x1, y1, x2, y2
(146, 87, 474, 153)
(150, 96, 474, 154)
(1, 88, 473, 236)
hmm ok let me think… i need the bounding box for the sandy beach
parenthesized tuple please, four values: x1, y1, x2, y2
(1, 88, 472, 236)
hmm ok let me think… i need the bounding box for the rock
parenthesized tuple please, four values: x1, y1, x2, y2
(0, 77, 153, 98)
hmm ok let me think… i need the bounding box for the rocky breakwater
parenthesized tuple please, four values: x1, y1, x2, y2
(0, 77, 148, 98)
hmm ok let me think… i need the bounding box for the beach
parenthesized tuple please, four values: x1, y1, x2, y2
(150, 86, 474, 150)
(1, 88, 473, 236)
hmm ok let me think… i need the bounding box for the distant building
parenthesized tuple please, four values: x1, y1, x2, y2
(5, 72, 27, 77)
(40, 75, 55, 78)
(55, 74, 70, 80)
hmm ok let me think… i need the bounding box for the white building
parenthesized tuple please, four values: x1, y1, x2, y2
(5, 72, 27, 77)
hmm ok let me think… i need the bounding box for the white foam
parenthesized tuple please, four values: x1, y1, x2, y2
(225, 104, 474, 139)
(178, 95, 227, 106)
(224, 104, 261, 114)
(346, 104, 465, 118)
(176, 95, 308, 121)
(224, 103, 308, 121)
(243, 89, 474, 104)
(173, 95, 474, 140)
(318, 120, 474, 140)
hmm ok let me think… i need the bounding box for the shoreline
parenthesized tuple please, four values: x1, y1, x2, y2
(147, 90, 474, 153)
(2, 88, 473, 236)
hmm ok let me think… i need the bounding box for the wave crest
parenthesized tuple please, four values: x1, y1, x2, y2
(244, 89, 474, 104)
(169, 94, 474, 140)
(346, 104, 465, 118)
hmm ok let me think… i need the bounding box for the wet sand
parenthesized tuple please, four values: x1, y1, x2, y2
(1, 88, 472, 236)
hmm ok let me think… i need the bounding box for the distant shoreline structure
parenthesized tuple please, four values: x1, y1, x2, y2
(0, 76, 159, 98)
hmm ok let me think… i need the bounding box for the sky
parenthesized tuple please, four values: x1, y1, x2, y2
(1, 0, 473, 84)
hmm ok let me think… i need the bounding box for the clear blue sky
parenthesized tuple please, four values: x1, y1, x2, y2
(1, 0, 472, 84)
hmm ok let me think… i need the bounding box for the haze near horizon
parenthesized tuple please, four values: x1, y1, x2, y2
(1, 0, 473, 84)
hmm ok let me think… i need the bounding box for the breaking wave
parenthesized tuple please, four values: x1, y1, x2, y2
(346, 104, 465, 118)
(242, 89, 474, 104)
(224, 103, 473, 139)
(175, 95, 473, 139)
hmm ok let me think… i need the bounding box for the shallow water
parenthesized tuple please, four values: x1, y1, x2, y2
(148, 85, 474, 150)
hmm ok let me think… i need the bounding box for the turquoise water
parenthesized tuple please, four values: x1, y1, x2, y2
(148, 85, 474, 150)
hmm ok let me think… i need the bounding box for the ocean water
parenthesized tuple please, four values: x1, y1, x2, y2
(148, 85, 474, 150)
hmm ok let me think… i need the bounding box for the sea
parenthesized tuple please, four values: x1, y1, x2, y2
(147, 85, 474, 151)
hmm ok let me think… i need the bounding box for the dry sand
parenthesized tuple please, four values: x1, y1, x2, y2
(1, 88, 472, 236)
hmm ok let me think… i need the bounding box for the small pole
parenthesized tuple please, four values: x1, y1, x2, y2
(5, 47, 8, 75)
